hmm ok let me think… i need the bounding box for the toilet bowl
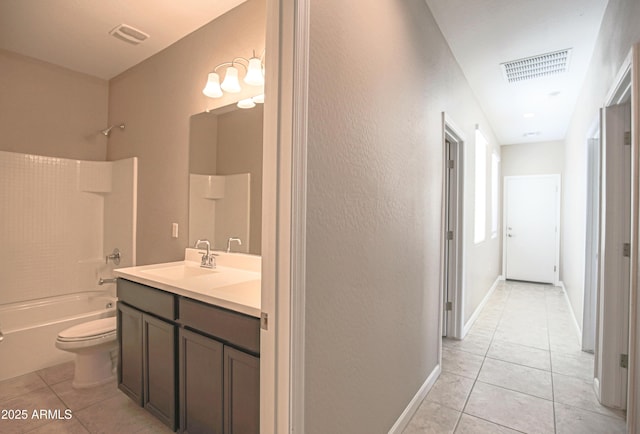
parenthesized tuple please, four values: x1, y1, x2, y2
(55, 316, 117, 388)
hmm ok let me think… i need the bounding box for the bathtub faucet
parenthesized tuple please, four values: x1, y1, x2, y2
(195, 239, 216, 269)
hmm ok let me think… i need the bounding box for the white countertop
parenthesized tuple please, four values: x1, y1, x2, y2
(114, 250, 261, 318)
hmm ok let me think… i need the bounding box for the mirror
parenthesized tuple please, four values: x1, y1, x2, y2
(189, 103, 263, 254)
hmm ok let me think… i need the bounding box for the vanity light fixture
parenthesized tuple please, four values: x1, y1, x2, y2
(202, 73, 223, 98)
(221, 65, 242, 92)
(237, 98, 256, 109)
(202, 50, 265, 100)
(202, 51, 265, 109)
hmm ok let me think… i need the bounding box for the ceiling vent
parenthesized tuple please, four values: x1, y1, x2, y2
(501, 49, 572, 83)
(109, 24, 150, 45)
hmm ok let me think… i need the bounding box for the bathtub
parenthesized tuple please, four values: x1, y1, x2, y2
(0, 291, 116, 382)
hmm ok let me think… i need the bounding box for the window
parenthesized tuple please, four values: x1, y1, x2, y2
(474, 129, 488, 243)
(491, 153, 500, 239)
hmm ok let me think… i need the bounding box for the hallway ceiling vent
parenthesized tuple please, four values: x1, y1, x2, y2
(501, 49, 572, 83)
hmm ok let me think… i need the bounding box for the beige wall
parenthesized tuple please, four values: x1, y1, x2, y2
(562, 0, 640, 331)
(216, 106, 263, 254)
(304, 0, 500, 431)
(464, 131, 502, 325)
(0, 49, 108, 161)
(189, 105, 263, 254)
(502, 141, 564, 178)
(107, 0, 265, 265)
(189, 112, 218, 176)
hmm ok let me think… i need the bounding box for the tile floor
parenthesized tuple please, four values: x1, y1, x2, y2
(0, 362, 173, 433)
(404, 280, 627, 434)
(0, 280, 628, 433)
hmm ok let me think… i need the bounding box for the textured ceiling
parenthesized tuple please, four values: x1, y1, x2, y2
(0, 0, 610, 145)
(0, 0, 247, 80)
(425, 0, 609, 145)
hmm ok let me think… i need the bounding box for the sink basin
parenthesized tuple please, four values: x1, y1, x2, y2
(141, 264, 218, 280)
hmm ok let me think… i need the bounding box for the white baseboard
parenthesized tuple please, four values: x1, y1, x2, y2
(593, 377, 601, 402)
(558, 280, 582, 346)
(387, 364, 441, 434)
(462, 276, 502, 337)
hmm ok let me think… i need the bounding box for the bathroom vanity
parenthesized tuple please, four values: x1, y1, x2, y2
(114, 250, 261, 433)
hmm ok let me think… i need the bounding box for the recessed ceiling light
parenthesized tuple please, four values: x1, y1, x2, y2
(523, 113, 535, 118)
(548, 91, 562, 97)
(523, 131, 540, 137)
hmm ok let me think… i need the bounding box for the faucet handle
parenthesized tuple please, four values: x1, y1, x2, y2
(105, 248, 121, 265)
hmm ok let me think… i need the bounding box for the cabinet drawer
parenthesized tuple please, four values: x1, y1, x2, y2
(117, 279, 176, 320)
(179, 298, 260, 354)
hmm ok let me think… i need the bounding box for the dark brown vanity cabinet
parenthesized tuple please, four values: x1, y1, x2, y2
(179, 328, 224, 433)
(143, 314, 177, 428)
(223, 346, 260, 434)
(117, 279, 260, 434)
(117, 301, 143, 405)
(117, 280, 178, 431)
(179, 298, 260, 434)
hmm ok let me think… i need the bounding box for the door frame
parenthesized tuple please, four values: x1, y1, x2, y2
(261, 0, 309, 432)
(628, 42, 640, 434)
(440, 112, 466, 340)
(583, 118, 601, 353)
(502, 174, 561, 285)
(595, 46, 639, 416)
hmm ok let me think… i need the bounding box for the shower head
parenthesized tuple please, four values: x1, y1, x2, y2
(100, 123, 125, 137)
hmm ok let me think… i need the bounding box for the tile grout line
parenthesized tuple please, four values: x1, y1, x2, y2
(34, 366, 95, 434)
(452, 281, 510, 433)
(444, 282, 623, 433)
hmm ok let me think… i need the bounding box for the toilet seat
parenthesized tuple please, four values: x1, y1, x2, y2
(57, 317, 116, 342)
(55, 316, 118, 388)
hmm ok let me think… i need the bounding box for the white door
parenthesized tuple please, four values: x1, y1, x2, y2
(443, 137, 460, 337)
(596, 101, 631, 410)
(504, 175, 559, 284)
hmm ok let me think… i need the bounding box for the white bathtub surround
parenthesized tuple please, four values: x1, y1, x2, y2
(115, 248, 261, 317)
(0, 151, 137, 305)
(0, 292, 116, 382)
(0, 151, 136, 382)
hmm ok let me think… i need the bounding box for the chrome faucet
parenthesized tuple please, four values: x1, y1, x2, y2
(195, 239, 216, 268)
(226, 237, 242, 253)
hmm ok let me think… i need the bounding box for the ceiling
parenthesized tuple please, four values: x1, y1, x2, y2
(0, 0, 246, 80)
(425, 0, 610, 145)
(1, 0, 609, 145)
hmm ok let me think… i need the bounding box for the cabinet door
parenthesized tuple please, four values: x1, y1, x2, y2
(143, 314, 177, 430)
(224, 347, 259, 434)
(117, 302, 143, 405)
(179, 329, 224, 434)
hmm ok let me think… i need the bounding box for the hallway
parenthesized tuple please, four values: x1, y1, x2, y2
(404, 280, 626, 433)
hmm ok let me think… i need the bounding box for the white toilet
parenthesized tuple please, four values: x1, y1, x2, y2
(55, 316, 117, 388)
